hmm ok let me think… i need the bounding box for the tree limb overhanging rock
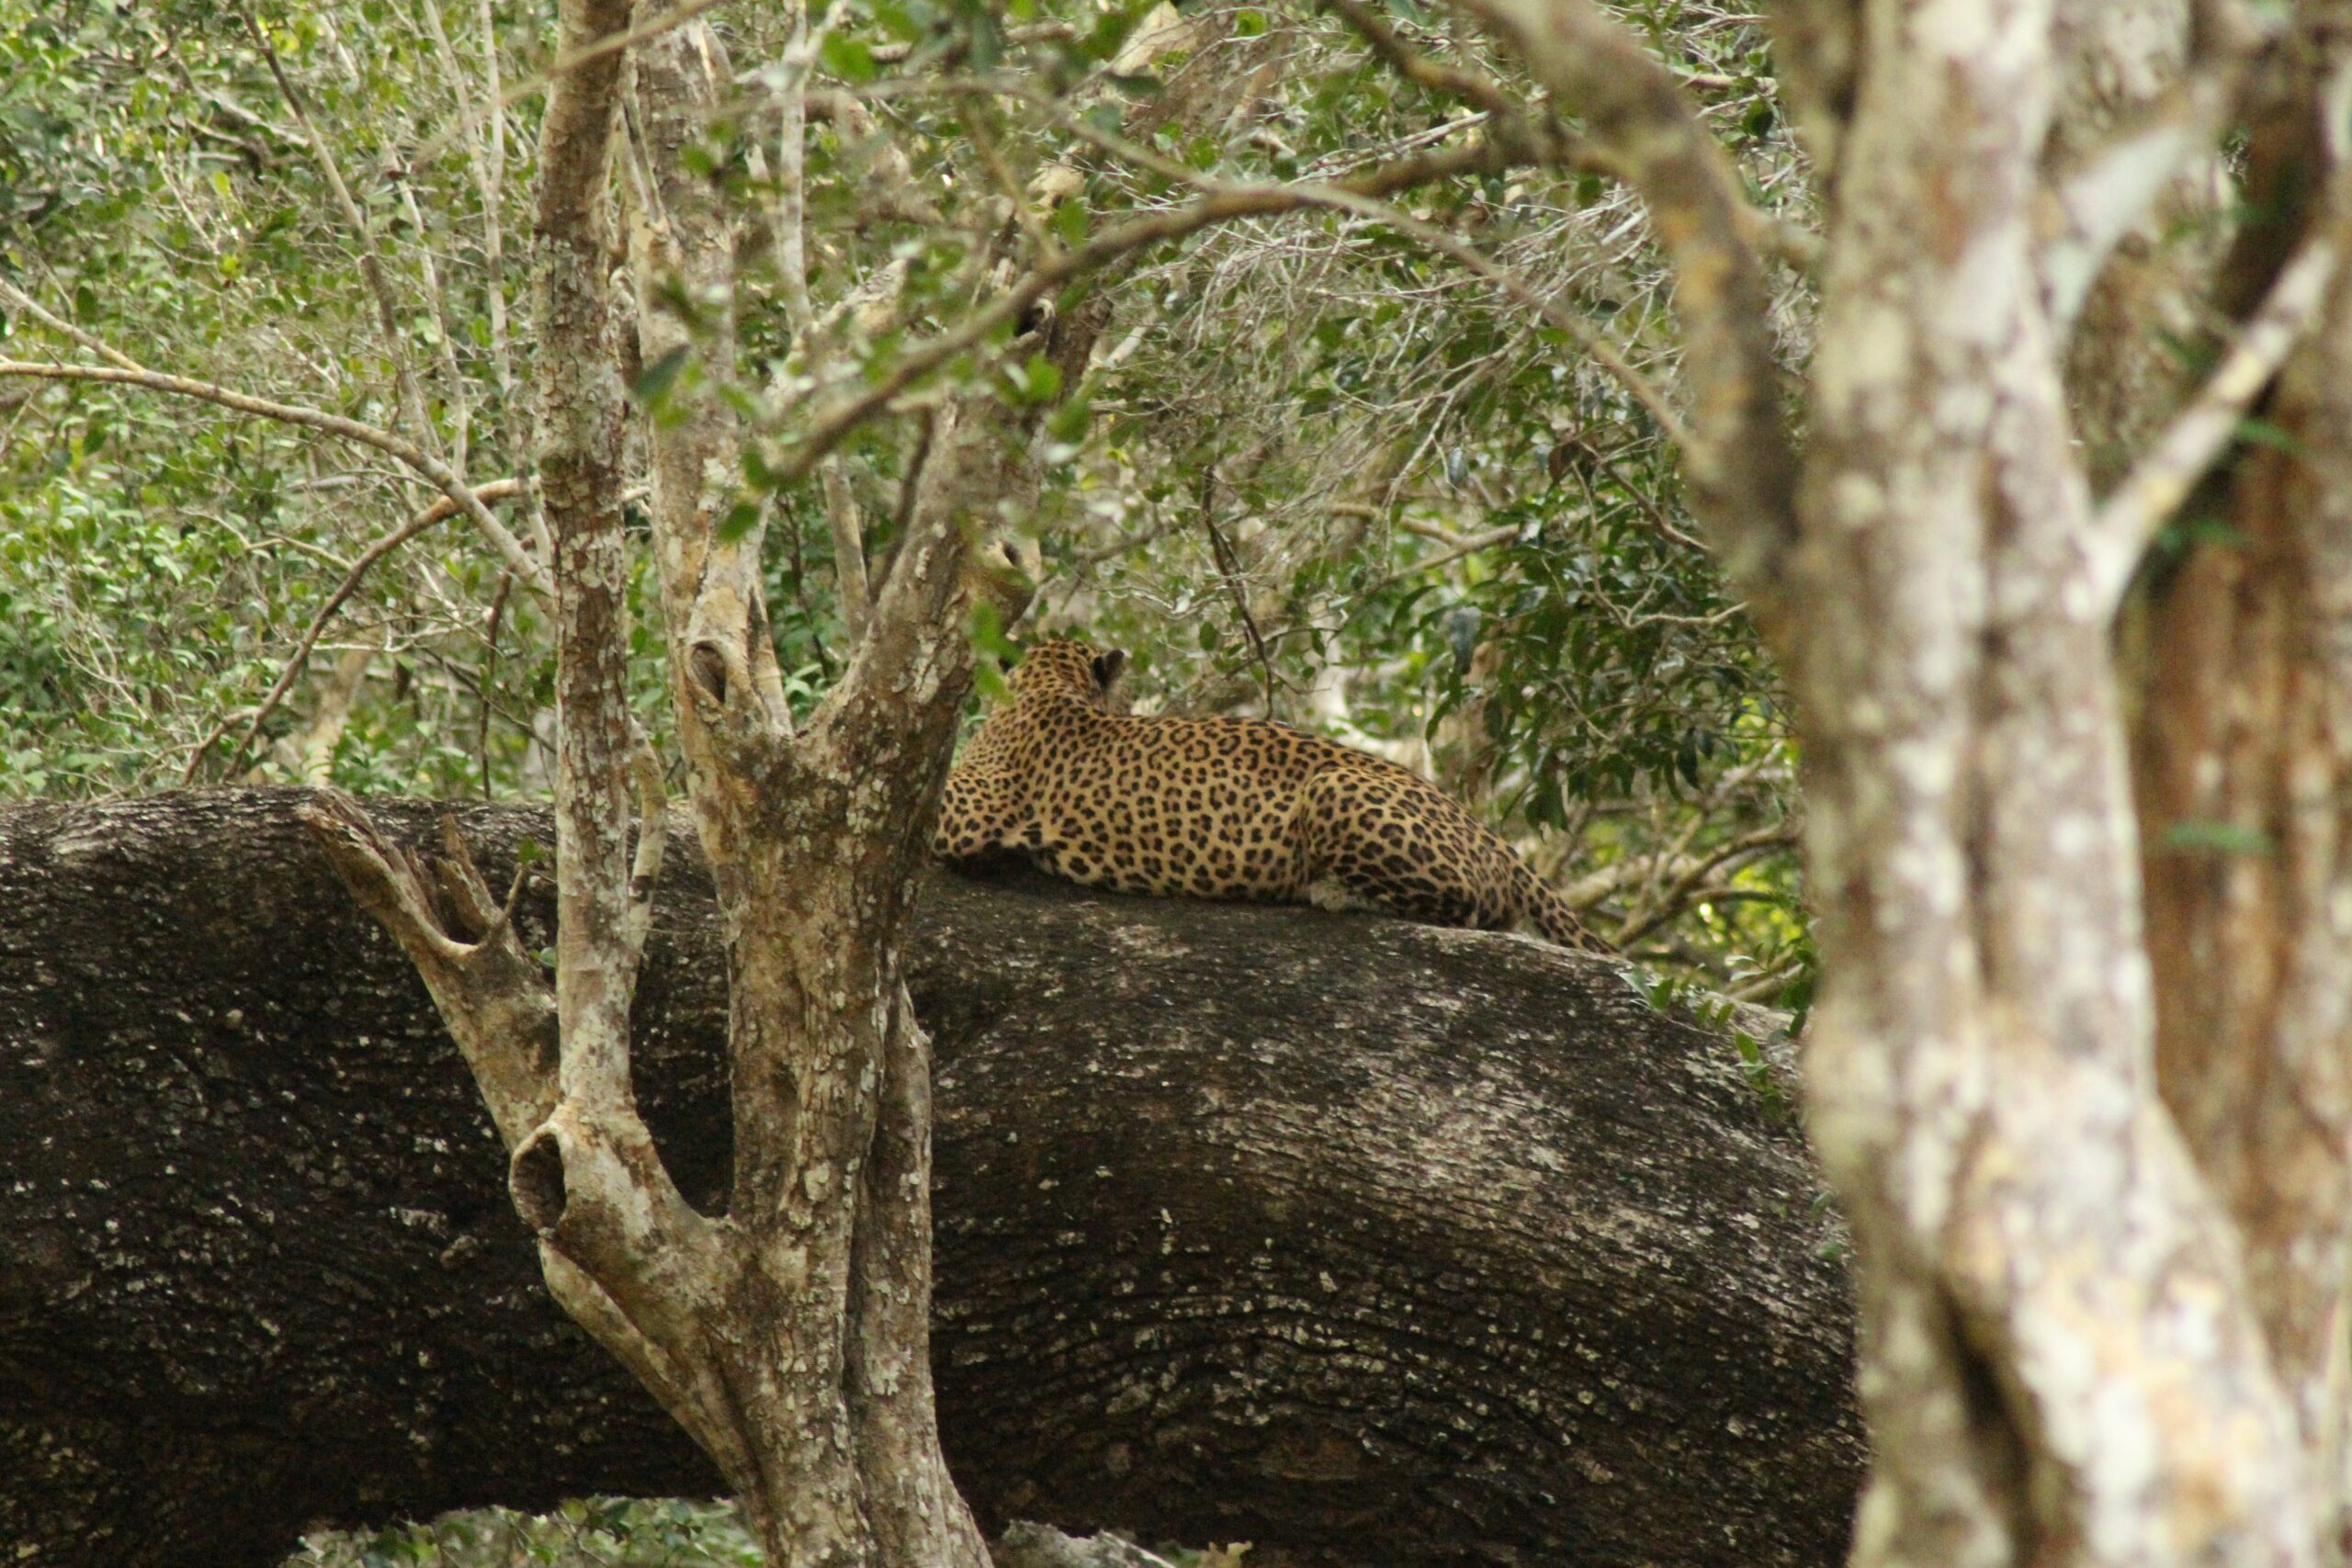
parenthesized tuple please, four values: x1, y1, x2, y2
(0, 791, 1860, 1566)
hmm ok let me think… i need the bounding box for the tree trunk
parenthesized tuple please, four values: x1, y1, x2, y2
(2129, 30, 2352, 1537)
(1450, 3, 2346, 1562)
(0, 789, 1860, 1568)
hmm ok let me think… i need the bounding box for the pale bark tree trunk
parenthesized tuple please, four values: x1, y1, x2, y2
(1446, 1, 2352, 1564)
(300, 5, 1094, 1564)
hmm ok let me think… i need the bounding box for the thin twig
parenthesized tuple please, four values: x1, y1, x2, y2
(0, 362, 545, 592)
(182, 478, 526, 783)
(1197, 473, 1280, 710)
(758, 0, 871, 636)
(1292, 184, 1690, 447)
(2090, 206, 2350, 604)
(1358, 525, 1521, 597)
(621, 740, 667, 987)
(0, 278, 145, 371)
(477, 569, 514, 797)
(767, 141, 1571, 489)
(1321, 0, 1537, 141)
(242, 8, 438, 450)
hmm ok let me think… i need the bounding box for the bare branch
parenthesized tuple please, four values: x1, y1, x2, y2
(1611, 818, 1802, 947)
(476, 570, 515, 796)
(241, 9, 439, 451)
(182, 479, 526, 784)
(0, 277, 144, 371)
(414, 0, 508, 408)
(752, 8, 872, 637)
(2038, 6, 2276, 335)
(769, 140, 1566, 491)
(0, 360, 547, 592)
(396, 178, 474, 468)
(821, 462, 872, 640)
(535, 0, 641, 1128)
(1198, 474, 1280, 710)
(1443, 0, 1800, 627)
(622, 739, 667, 985)
(297, 791, 558, 1146)
(290, 635, 384, 784)
(2088, 209, 2348, 606)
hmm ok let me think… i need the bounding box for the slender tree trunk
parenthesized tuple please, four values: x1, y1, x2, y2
(301, 7, 1111, 1561)
(1448, 2, 2351, 1562)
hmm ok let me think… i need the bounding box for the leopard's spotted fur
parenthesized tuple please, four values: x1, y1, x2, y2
(932, 638, 1611, 953)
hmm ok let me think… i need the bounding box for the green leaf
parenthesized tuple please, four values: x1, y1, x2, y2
(2234, 415, 2308, 457)
(1045, 396, 1091, 446)
(1012, 353, 1061, 404)
(970, 601, 1018, 701)
(717, 499, 763, 543)
(2154, 515, 2247, 557)
(631, 344, 691, 408)
(871, 0, 923, 40)
(820, 32, 878, 83)
(2162, 818, 2274, 855)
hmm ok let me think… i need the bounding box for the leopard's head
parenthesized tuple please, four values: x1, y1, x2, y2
(1011, 637, 1126, 710)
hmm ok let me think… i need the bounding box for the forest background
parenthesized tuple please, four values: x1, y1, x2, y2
(0, 0, 1806, 998)
(14, 0, 2352, 1562)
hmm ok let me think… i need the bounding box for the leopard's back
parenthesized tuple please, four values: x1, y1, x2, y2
(932, 638, 1611, 953)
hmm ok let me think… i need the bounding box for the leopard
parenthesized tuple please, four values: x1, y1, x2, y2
(932, 637, 1613, 953)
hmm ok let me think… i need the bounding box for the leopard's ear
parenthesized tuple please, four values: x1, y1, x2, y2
(1091, 649, 1127, 691)
(999, 637, 1026, 672)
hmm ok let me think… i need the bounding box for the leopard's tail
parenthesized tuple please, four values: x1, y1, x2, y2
(1511, 861, 1615, 954)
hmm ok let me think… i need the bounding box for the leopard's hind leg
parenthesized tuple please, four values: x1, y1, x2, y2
(1295, 767, 1512, 931)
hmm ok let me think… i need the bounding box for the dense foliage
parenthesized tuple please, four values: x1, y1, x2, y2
(0, 0, 1808, 987)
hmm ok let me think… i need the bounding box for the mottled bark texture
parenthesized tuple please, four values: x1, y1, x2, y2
(303, 5, 1103, 1562)
(0, 792, 1861, 1568)
(1454, 1, 2352, 1564)
(2047, 0, 2209, 487)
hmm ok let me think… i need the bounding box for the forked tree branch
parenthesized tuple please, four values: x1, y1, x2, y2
(298, 794, 557, 1145)
(2038, 3, 2278, 334)
(299, 789, 739, 1481)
